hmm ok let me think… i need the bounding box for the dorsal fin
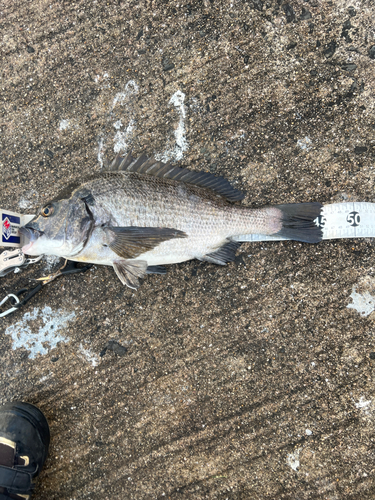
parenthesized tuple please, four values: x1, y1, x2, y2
(105, 152, 245, 202)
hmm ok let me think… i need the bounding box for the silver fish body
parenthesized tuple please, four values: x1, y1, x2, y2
(20, 153, 322, 289)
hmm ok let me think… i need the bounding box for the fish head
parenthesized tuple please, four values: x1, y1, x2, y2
(20, 195, 92, 257)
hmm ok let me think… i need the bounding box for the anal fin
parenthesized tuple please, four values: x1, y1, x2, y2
(113, 260, 148, 289)
(201, 241, 242, 266)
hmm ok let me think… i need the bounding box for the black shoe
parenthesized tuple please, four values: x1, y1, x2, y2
(0, 402, 50, 500)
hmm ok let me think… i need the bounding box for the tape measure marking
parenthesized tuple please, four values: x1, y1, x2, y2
(319, 202, 375, 240)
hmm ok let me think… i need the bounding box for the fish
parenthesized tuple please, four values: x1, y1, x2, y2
(19, 153, 322, 289)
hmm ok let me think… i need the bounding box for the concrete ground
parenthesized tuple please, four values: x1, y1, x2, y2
(1, 0, 375, 498)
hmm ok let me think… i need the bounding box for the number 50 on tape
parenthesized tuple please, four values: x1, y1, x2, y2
(317, 202, 375, 240)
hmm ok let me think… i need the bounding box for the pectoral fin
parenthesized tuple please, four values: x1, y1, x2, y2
(113, 260, 148, 289)
(105, 226, 186, 259)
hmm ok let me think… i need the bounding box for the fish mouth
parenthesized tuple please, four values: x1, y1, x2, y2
(19, 226, 42, 241)
(19, 226, 43, 253)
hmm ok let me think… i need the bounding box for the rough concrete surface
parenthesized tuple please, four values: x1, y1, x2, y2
(1, 0, 375, 498)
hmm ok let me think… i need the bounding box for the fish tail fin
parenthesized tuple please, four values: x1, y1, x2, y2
(274, 202, 323, 243)
(231, 202, 323, 243)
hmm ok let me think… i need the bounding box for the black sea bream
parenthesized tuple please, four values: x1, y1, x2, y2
(20, 153, 322, 289)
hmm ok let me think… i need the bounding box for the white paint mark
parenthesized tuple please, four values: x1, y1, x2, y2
(297, 136, 312, 151)
(355, 397, 372, 410)
(97, 80, 139, 163)
(347, 287, 375, 317)
(287, 448, 302, 471)
(156, 90, 188, 162)
(98, 137, 106, 169)
(4, 306, 75, 359)
(112, 80, 139, 109)
(113, 119, 136, 153)
(305, 429, 312, 436)
(79, 343, 99, 367)
(59, 119, 70, 130)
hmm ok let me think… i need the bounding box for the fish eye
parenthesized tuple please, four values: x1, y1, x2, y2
(41, 204, 54, 217)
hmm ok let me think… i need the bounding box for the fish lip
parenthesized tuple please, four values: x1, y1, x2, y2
(19, 226, 43, 242)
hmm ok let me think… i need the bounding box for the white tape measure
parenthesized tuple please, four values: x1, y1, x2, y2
(248, 202, 375, 242)
(317, 202, 375, 240)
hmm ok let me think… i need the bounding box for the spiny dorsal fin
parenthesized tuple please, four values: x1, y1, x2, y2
(105, 152, 245, 202)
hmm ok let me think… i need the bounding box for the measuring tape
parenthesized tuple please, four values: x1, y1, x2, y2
(246, 202, 375, 242)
